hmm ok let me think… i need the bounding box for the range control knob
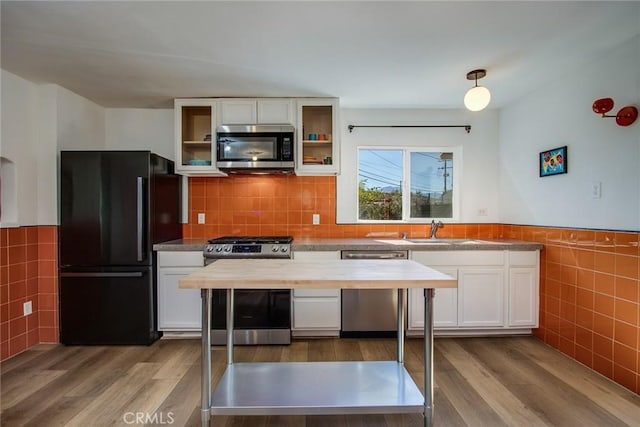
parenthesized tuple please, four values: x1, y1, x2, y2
(215, 245, 223, 252)
(271, 245, 280, 252)
(206, 246, 214, 252)
(223, 245, 231, 252)
(281, 246, 288, 253)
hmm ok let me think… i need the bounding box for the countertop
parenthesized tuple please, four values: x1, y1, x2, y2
(178, 258, 457, 290)
(154, 237, 543, 252)
(154, 238, 209, 251)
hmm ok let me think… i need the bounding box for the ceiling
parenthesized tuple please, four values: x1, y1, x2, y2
(2, 1, 638, 109)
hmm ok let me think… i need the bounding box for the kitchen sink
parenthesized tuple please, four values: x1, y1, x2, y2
(407, 238, 483, 244)
(374, 238, 503, 245)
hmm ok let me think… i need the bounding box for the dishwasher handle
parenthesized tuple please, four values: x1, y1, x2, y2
(341, 251, 408, 260)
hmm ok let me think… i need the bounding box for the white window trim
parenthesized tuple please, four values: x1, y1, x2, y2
(356, 146, 462, 223)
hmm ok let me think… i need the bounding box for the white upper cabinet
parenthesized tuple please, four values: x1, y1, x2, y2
(257, 99, 294, 124)
(295, 98, 340, 175)
(218, 100, 257, 124)
(218, 99, 294, 125)
(174, 98, 226, 176)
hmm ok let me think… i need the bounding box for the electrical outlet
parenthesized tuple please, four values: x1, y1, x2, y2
(197, 213, 206, 224)
(477, 208, 488, 216)
(591, 182, 601, 199)
(312, 213, 320, 225)
(23, 301, 32, 316)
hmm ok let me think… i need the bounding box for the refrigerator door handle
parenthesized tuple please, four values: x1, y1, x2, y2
(137, 176, 145, 262)
(60, 272, 145, 278)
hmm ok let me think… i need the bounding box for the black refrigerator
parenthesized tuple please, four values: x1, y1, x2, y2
(59, 151, 182, 345)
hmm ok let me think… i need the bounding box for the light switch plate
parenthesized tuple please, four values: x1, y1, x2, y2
(197, 213, 206, 224)
(312, 213, 320, 225)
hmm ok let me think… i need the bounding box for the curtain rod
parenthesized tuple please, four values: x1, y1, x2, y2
(347, 124, 471, 133)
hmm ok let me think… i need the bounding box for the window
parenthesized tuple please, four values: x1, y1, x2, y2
(357, 148, 459, 222)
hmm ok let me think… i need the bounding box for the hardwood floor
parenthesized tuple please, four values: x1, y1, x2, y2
(2, 337, 639, 426)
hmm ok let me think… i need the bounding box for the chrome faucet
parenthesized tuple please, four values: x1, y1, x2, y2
(429, 220, 443, 239)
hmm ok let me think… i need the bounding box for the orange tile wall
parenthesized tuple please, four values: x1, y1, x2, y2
(0, 226, 58, 361)
(185, 176, 639, 394)
(503, 225, 639, 394)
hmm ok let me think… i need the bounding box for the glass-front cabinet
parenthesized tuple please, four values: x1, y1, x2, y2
(174, 99, 226, 176)
(296, 98, 339, 175)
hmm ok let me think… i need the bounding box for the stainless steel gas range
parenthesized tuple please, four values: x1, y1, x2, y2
(203, 236, 293, 345)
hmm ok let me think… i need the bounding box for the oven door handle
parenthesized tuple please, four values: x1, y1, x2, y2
(342, 252, 407, 260)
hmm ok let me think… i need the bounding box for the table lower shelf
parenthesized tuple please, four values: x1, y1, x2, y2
(211, 361, 425, 416)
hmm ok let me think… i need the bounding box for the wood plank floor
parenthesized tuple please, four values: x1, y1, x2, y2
(2, 336, 639, 426)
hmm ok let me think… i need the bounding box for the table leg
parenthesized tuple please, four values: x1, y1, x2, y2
(226, 289, 234, 364)
(424, 288, 434, 427)
(200, 289, 212, 426)
(397, 288, 405, 363)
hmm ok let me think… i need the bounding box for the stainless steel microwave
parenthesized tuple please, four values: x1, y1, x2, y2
(216, 124, 295, 174)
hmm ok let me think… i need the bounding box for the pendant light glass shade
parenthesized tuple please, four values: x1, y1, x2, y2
(464, 85, 491, 111)
(464, 69, 491, 111)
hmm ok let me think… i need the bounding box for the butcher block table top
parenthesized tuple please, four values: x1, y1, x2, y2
(179, 258, 457, 290)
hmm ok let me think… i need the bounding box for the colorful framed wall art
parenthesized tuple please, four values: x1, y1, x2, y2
(540, 146, 567, 177)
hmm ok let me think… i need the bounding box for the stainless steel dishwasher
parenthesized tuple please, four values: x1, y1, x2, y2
(340, 250, 408, 338)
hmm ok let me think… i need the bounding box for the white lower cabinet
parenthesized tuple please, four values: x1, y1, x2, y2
(508, 251, 540, 327)
(409, 268, 458, 329)
(433, 287, 459, 327)
(292, 251, 341, 336)
(156, 248, 538, 338)
(457, 268, 504, 327)
(292, 297, 341, 330)
(409, 250, 539, 336)
(157, 251, 204, 331)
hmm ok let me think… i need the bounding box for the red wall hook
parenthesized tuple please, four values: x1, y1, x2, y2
(592, 98, 638, 126)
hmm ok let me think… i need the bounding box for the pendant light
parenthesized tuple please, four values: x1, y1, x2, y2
(464, 69, 491, 111)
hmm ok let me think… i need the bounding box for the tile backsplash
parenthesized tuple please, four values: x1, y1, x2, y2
(182, 176, 503, 240)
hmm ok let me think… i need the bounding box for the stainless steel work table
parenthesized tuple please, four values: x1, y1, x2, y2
(179, 258, 457, 427)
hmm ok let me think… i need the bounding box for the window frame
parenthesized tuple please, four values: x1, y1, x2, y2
(356, 146, 462, 223)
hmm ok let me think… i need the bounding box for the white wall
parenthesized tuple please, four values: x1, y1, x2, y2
(56, 86, 105, 150)
(0, 70, 106, 226)
(499, 35, 640, 231)
(36, 84, 59, 225)
(337, 108, 500, 223)
(105, 108, 174, 160)
(1, 70, 40, 226)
